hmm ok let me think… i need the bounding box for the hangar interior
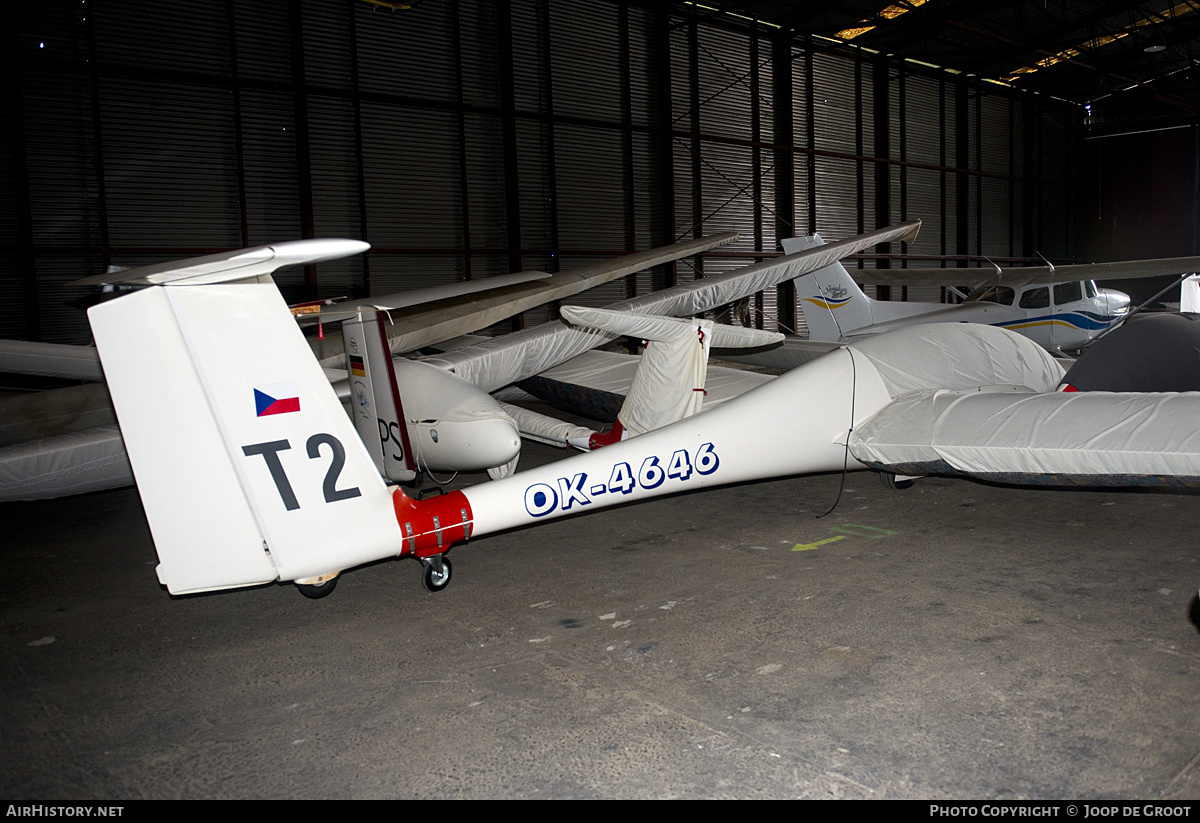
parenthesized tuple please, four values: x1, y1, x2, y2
(13, 0, 1193, 342)
(4, 0, 1200, 800)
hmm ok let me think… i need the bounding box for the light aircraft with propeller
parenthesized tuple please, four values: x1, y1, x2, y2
(783, 234, 1200, 356)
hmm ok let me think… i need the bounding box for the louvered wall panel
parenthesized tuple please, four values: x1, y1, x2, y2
(301, 2, 354, 89)
(309, 96, 361, 240)
(550, 1, 620, 121)
(669, 13, 698, 250)
(463, 111, 509, 262)
(980, 95, 1012, 176)
(366, 252, 463, 300)
(907, 165, 945, 272)
(240, 88, 301, 247)
(354, 2, 456, 103)
(0, 62, 20, 337)
(23, 69, 101, 249)
(0, 252, 26, 341)
(981, 177, 1011, 260)
(751, 34, 775, 253)
(887, 69, 902, 241)
(942, 85, 957, 266)
(669, 14, 694, 130)
(671, 136, 694, 246)
(459, 1, 502, 109)
(813, 156, 860, 245)
(0, 92, 20, 249)
(308, 95, 365, 299)
(3, 0, 1084, 345)
(627, 6, 656, 130)
(28, 257, 102, 344)
(788, 46, 811, 243)
(555, 125, 625, 252)
(360, 103, 463, 250)
(812, 53, 858, 155)
(700, 141, 758, 250)
(510, 1, 546, 114)
(1010, 102, 1027, 260)
(695, 25, 755, 143)
(515, 118, 553, 254)
(98, 76, 241, 247)
(92, 0, 230, 76)
(903, 74, 945, 266)
(632, 133, 668, 295)
(812, 52, 862, 243)
(232, 3, 291, 84)
(964, 89, 980, 259)
(979, 95, 1012, 259)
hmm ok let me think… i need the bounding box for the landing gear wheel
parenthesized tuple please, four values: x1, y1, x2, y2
(297, 577, 338, 599)
(422, 556, 452, 592)
(881, 472, 916, 491)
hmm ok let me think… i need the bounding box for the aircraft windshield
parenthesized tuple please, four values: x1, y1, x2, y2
(973, 286, 1014, 305)
(1053, 281, 1082, 305)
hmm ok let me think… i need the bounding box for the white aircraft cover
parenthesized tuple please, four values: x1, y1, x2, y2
(847, 323, 1066, 397)
(1182, 275, 1200, 313)
(311, 231, 740, 365)
(0, 424, 132, 500)
(0, 339, 103, 381)
(499, 402, 594, 447)
(428, 220, 921, 393)
(559, 305, 783, 436)
(851, 389, 1200, 483)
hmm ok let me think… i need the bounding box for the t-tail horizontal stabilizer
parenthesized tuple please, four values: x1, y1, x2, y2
(76, 239, 370, 287)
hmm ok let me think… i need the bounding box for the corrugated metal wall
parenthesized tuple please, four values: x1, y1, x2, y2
(0, 0, 1079, 344)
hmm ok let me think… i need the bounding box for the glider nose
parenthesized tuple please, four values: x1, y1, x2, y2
(414, 414, 521, 473)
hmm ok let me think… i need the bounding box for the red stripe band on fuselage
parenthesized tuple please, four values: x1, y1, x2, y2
(392, 488, 473, 558)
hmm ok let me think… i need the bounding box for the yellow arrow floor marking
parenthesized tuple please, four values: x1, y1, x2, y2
(791, 536, 847, 551)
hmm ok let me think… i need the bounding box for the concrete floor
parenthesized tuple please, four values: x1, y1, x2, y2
(3, 440, 1200, 799)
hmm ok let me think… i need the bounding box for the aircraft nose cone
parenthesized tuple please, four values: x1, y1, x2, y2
(417, 415, 521, 472)
(460, 417, 522, 468)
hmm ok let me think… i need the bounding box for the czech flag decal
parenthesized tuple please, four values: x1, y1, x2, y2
(254, 381, 301, 417)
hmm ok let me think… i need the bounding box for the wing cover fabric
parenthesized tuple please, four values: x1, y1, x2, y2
(499, 402, 595, 447)
(845, 322, 1200, 487)
(311, 231, 741, 365)
(427, 221, 921, 393)
(850, 389, 1200, 486)
(848, 323, 1066, 397)
(558, 305, 783, 436)
(515, 349, 775, 423)
(0, 425, 133, 501)
(0, 340, 103, 381)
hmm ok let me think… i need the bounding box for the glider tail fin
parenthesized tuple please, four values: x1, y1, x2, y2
(782, 234, 875, 342)
(340, 311, 418, 484)
(88, 246, 406, 595)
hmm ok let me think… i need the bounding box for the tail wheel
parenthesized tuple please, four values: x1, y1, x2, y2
(297, 576, 339, 599)
(422, 556, 452, 592)
(880, 472, 916, 490)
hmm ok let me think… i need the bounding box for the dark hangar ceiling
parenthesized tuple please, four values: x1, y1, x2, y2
(680, 1, 1200, 134)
